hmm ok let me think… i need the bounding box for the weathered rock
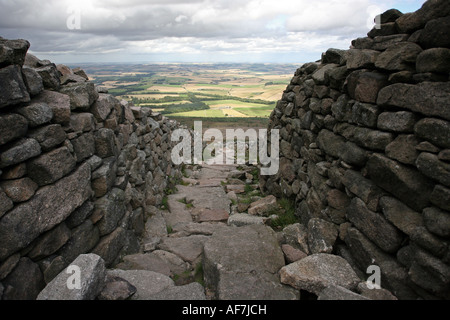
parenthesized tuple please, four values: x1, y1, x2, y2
(157, 235, 209, 265)
(430, 185, 450, 211)
(91, 157, 117, 198)
(28, 223, 71, 260)
(35, 64, 61, 90)
(357, 282, 398, 300)
(416, 48, 450, 74)
(227, 213, 266, 227)
(366, 153, 434, 211)
(341, 170, 384, 211)
(22, 66, 44, 96)
(347, 197, 403, 253)
(248, 195, 278, 216)
(94, 188, 126, 236)
(116, 253, 171, 276)
(59, 82, 99, 111)
(0, 113, 28, 146)
(423, 207, 450, 238)
(28, 124, 66, 152)
(307, 218, 338, 254)
(97, 275, 137, 300)
(346, 49, 379, 70)
(280, 253, 360, 295)
(194, 208, 229, 223)
(351, 102, 380, 128)
(0, 138, 41, 169)
(37, 254, 106, 300)
(91, 94, 118, 121)
(0, 163, 92, 260)
(0, 177, 38, 203)
(0, 188, 14, 218)
(72, 132, 96, 163)
(70, 113, 95, 133)
(26, 146, 76, 186)
(148, 282, 206, 300)
(106, 269, 174, 300)
(379, 196, 423, 236)
(385, 134, 420, 165)
(352, 127, 393, 151)
(281, 244, 307, 263)
(0, 65, 30, 108)
(416, 152, 450, 187)
(318, 285, 370, 300)
(312, 64, 339, 85)
(204, 224, 298, 300)
(95, 128, 118, 158)
(0, 38, 30, 67)
(92, 227, 131, 267)
(33, 90, 71, 125)
(59, 221, 100, 265)
(395, 0, 450, 34)
(418, 16, 450, 48)
(2, 257, 45, 300)
(346, 71, 388, 104)
(414, 118, 450, 149)
(283, 223, 310, 254)
(152, 250, 190, 275)
(375, 42, 422, 71)
(377, 111, 416, 133)
(377, 82, 450, 121)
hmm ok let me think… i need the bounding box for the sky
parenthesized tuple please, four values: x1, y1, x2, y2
(0, 0, 426, 64)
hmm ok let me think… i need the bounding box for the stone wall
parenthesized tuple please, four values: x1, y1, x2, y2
(0, 38, 182, 300)
(261, 0, 450, 299)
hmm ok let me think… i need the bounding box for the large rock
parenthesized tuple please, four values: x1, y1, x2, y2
(0, 113, 28, 146)
(106, 269, 174, 300)
(346, 197, 403, 253)
(346, 49, 379, 70)
(0, 163, 92, 260)
(414, 118, 450, 149)
(280, 253, 360, 295)
(35, 64, 61, 90)
(377, 82, 450, 121)
(37, 254, 106, 300)
(116, 253, 171, 276)
(203, 224, 298, 300)
(59, 82, 99, 111)
(28, 124, 66, 152)
(366, 153, 434, 211)
(2, 257, 45, 300)
(248, 195, 278, 216)
(416, 48, 450, 74)
(318, 285, 370, 300)
(0, 38, 30, 67)
(95, 128, 118, 158)
(148, 282, 206, 300)
(377, 111, 416, 133)
(418, 16, 450, 48)
(346, 70, 388, 104)
(395, 0, 450, 33)
(26, 146, 76, 186)
(72, 132, 96, 163)
(423, 207, 450, 238)
(91, 94, 118, 121)
(21, 66, 44, 96)
(0, 138, 41, 169)
(0, 177, 38, 203)
(307, 218, 338, 254)
(374, 42, 422, 71)
(33, 90, 71, 125)
(94, 188, 126, 236)
(157, 235, 209, 265)
(379, 196, 423, 236)
(0, 65, 30, 108)
(416, 152, 450, 187)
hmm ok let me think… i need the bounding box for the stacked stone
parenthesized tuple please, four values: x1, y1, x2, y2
(262, 0, 450, 300)
(0, 37, 182, 300)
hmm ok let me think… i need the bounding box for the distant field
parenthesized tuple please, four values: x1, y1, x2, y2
(83, 63, 298, 120)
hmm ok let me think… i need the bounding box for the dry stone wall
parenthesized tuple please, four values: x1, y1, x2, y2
(0, 37, 182, 300)
(261, 0, 450, 299)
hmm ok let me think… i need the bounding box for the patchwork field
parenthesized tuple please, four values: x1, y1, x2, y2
(81, 63, 298, 127)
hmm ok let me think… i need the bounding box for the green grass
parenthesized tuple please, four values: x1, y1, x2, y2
(169, 109, 225, 117)
(206, 100, 268, 108)
(270, 198, 298, 230)
(234, 106, 274, 117)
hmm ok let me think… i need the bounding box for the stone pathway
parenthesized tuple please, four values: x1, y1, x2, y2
(39, 162, 398, 300)
(109, 163, 299, 300)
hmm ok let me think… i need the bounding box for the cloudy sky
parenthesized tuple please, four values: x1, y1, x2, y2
(0, 0, 425, 64)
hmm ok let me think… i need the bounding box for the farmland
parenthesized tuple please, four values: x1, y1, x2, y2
(81, 63, 298, 128)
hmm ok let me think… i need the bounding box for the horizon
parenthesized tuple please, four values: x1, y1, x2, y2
(1, 0, 426, 65)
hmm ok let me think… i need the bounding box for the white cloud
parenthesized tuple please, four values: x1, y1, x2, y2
(0, 0, 426, 63)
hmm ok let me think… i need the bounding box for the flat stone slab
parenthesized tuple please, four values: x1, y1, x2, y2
(176, 185, 230, 212)
(193, 208, 229, 223)
(157, 235, 210, 264)
(171, 222, 229, 237)
(107, 269, 174, 300)
(317, 285, 370, 300)
(280, 253, 360, 295)
(203, 224, 299, 300)
(148, 282, 206, 300)
(227, 213, 266, 227)
(115, 253, 171, 276)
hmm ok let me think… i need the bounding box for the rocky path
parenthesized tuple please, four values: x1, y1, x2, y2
(39, 162, 398, 300)
(104, 162, 299, 300)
